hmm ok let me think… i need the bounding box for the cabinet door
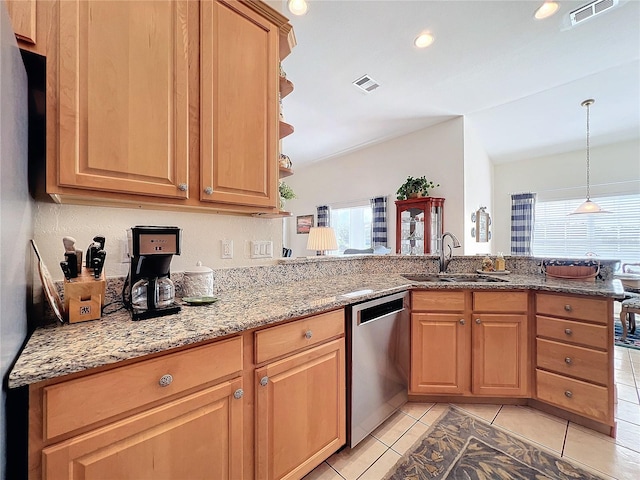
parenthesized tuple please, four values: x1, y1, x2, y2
(472, 314, 529, 396)
(57, 0, 190, 199)
(200, 0, 278, 208)
(42, 379, 244, 480)
(256, 339, 346, 480)
(410, 313, 470, 394)
(6, 0, 36, 44)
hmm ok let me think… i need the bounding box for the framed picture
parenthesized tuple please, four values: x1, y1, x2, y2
(296, 215, 314, 234)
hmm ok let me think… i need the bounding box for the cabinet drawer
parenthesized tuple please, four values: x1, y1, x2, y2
(255, 309, 344, 364)
(473, 291, 528, 312)
(536, 338, 608, 385)
(536, 293, 609, 324)
(536, 369, 610, 423)
(412, 291, 465, 311)
(536, 316, 607, 349)
(43, 336, 243, 440)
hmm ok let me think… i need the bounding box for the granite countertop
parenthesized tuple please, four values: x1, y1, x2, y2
(8, 272, 625, 389)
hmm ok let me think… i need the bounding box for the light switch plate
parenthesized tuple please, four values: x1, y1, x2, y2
(250, 241, 273, 259)
(221, 240, 233, 259)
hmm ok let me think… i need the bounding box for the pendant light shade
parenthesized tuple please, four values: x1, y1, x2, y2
(569, 99, 610, 215)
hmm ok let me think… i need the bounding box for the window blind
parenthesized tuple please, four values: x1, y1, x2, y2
(532, 193, 640, 267)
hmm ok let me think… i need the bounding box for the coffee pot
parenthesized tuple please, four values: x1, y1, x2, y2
(126, 226, 181, 320)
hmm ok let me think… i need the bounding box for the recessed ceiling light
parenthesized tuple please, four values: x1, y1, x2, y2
(414, 32, 435, 48)
(288, 0, 309, 16)
(534, 2, 560, 20)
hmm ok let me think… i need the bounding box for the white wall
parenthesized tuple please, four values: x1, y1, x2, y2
(493, 139, 640, 254)
(284, 117, 466, 256)
(463, 118, 494, 256)
(1, 4, 32, 477)
(33, 203, 285, 281)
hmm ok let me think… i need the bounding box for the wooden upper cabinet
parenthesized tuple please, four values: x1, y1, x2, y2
(56, 0, 190, 199)
(200, 0, 278, 208)
(6, 0, 36, 44)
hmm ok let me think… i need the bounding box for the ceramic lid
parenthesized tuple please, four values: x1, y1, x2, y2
(184, 261, 213, 275)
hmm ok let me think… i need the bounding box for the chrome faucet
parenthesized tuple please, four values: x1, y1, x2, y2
(439, 232, 461, 273)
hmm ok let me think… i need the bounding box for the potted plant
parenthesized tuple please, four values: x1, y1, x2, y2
(396, 176, 439, 200)
(279, 181, 296, 210)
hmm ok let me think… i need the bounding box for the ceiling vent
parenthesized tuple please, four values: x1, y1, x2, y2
(570, 0, 618, 26)
(352, 75, 380, 93)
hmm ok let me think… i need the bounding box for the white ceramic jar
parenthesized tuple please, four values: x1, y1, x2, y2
(182, 261, 214, 297)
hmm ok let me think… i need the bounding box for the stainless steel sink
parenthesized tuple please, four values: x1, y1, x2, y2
(402, 274, 508, 283)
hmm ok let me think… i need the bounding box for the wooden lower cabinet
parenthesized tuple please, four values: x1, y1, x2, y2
(472, 314, 528, 396)
(255, 338, 346, 480)
(42, 378, 244, 479)
(534, 292, 614, 429)
(410, 291, 529, 397)
(411, 312, 470, 394)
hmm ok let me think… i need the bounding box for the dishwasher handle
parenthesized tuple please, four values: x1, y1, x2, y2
(356, 296, 406, 326)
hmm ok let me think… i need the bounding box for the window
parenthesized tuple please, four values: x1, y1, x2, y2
(532, 193, 640, 268)
(330, 204, 372, 253)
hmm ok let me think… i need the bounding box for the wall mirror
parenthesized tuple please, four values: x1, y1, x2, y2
(471, 207, 491, 243)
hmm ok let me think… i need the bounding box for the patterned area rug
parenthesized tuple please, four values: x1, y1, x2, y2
(383, 408, 605, 480)
(615, 317, 640, 350)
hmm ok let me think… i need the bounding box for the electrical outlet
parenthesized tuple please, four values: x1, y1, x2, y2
(221, 240, 233, 259)
(250, 241, 273, 259)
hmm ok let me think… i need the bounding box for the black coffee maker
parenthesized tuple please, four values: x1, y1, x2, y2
(126, 226, 181, 320)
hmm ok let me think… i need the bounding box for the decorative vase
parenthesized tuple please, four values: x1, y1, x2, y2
(280, 197, 285, 211)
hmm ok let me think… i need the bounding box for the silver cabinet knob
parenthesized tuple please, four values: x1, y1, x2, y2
(459, 319, 465, 325)
(260, 376, 269, 386)
(564, 304, 572, 312)
(158, 374, 173, 387)
(233, 389, 244, 399)
(204, 186, 213, 195)
(564, 390, 573, 398)
(564, 328, 572, 336)
(475, 318, 481, 324)
(178, 183, 188, 191)
(304, 330, 313, 339)
(565, 357, 572, 365)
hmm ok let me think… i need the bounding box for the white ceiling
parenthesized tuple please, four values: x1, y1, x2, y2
(268, 0, 640, 168)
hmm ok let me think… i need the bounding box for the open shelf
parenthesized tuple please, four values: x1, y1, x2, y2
(280, 76, 294, 98)
(279, 121, 294, 139)
(279, 166, 293, 178)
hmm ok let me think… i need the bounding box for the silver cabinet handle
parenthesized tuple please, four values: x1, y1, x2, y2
(564, 390, 573, 398)
(233, 389, 244, 399)
(564, 328, 572, 336)
(304, 330, 313, 339)
(565, 357, 572, 365)
(178, 183, 188, 191)
(204, 186, 213, 195)
(158, 374, 173, 387)
(260, 376, 268, 386)
(459, 319, 465, 325)
(564, 304, 572, 312)
(475, 318, 481, 324)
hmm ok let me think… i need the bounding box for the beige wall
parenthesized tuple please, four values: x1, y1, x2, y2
(284, 117, 466, 257)
(34, 202, 284, 281)
(463, 118, 494, 256)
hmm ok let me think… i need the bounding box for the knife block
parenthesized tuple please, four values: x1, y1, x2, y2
(63, 268, 106, 323)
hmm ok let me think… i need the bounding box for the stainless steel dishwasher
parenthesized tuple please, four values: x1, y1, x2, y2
(347, 291, 409, 447)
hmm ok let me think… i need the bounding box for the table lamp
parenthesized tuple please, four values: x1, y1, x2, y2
(307, 227, 338, 255)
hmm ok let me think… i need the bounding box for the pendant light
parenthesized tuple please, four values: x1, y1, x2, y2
(569, 99, 610, 215)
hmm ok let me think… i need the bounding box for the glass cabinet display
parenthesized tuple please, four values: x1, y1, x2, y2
(395, 197, 445, 255)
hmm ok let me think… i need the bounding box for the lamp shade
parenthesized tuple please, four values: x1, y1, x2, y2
(306, 227, 338, 253)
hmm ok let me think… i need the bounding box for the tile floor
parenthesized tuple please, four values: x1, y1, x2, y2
(304, 345, 640, 480)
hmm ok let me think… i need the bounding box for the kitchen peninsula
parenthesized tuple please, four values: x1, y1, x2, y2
(9, 256, 625, 480)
